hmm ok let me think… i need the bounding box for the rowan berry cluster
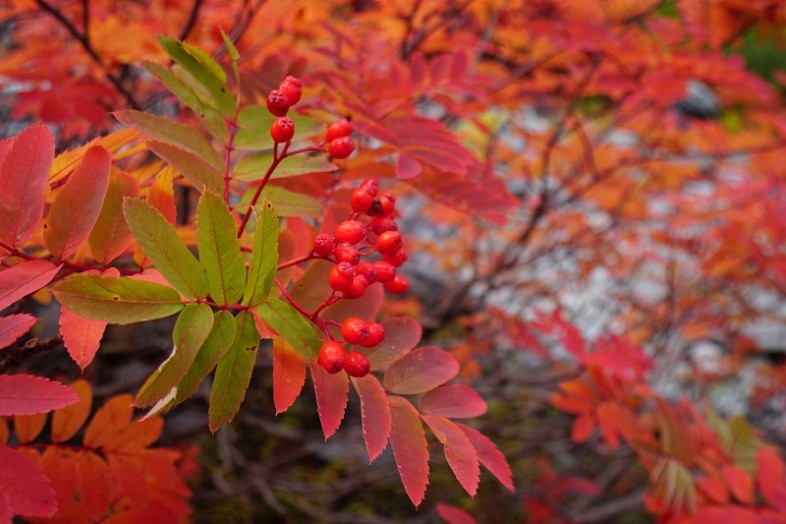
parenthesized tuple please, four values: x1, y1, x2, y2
(268, 75, 302, 143)
(317, 316, 383, 377)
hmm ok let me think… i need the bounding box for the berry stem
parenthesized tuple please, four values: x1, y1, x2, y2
(274, 277, 329, 334)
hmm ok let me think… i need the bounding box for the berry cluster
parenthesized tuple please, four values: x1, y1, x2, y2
(313, 179, 409, 300)
(317, 317, 383, 377)
(268, 76, 302, 143)
(326, 118, 355, 159)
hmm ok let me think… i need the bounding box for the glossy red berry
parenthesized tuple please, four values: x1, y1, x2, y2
(318, 341, 346, 374)
(329, 262, 355, 291)
(377, 193, 396, 216)
(328, 136, 355, 159)
(373, 261, 396, 282)
(266, 89, 291, 117)
(371, 216, 398, 235)
(270, 116, 295, 143)
(344, 274, 369, 299)
(313, 233, 335, 257)
(384, 274, 409, 295)
(351, 187, 375, 214)
(361, 323, 385, 348)
(383, 247, 408, 268)
(326, 118, 352, 141)
(335, 243, 361, 265)
(279, 76, 302, 105)
(341, 317, 368, 345)
(334, 220, 366, 245)
(344, 351, 371, 377)
(356, 261, 377, 283)
(376, 231, 402, 255)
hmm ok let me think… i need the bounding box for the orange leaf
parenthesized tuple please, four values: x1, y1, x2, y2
(13, 412, 47, 443)
(51, 379, 92, 443)
(103, 416, 163, 451)
(722, 464, 755, 505)
(83, 394, 133, 448)
(75, 451, 113, 520)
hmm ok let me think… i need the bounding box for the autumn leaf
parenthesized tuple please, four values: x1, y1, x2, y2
(388, 395, 429, 507)
(273, 336, 306, 415)
(383, 346, 459, 395)
(0, 375, 78, 416)
(0, 443, 57, 519)
(351, 374, 392, 462)
(309, 361, 349, 440)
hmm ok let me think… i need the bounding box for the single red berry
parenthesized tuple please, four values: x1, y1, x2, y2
(313, 233, 335, 257)
(335, 243, 361, 265)
(329, 262, 355, 291)
(373, 261, 396, 282)
(351, 187, 375, 214)
(344, 351, 371, 377)
(279, 76, 302, 105)
(334, 220, 366, 245)
(318, 341, 346, 374)
(376, 231, 402, 255)
(384, 274, 408, 295)
(266, 89, 291, 117)
(341, 317, 369, 345)
(383, 247, 408, 268)
(361, 322, 385, 348)
(270, 116, 295, 143)
(328, 136, 355, 159)
(326, 118, 352, 141)
(377, 193, 396, 216)
(371, 216, 398, 235)
(356, 261, 377, 283)
(344, 274, 369, 299)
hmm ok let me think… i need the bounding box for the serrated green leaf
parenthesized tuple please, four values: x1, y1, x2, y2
(147, 140, 223, 194)
(257, 297, 321, 358)
(197, 191, 246, 305)
(239, 186, 321, 218)
(123, 198, 208, 299)
(208, 311, 260, 432)
(135, 303, 214, 407)
(173, 310, 237, 406)
(158, 35, 236, 117)
(243, 201, 278, 307)
(235, 152, 336, 181)
(234, 105, 276, 151)
(52, 275, 184, 324)
(114, 110, 223, 171)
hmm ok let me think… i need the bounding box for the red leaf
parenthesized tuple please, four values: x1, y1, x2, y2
(309, 361, 349, 440)
(696, 475, 729, 505)
(437, 503, 477, 524)
(456, 422, 514, 491)
(88, 171, 139, 264)
(351, 374, 391, 462)
(384, 346, 459, 395)
(420, 385, 487, 419)
(75, 451, 113, 520)
(571, 414, 595, 443)
(0, 260, 62, 312)
(758, 446, 786, 512)
(108, 454, 148, 506)
(43, 146, 111, 259)
(0, 443, 57, 518)
(423, 415, 480, 496)
(388, 395, 429, 507)
(366, 317, 422, 371)
(60, 307, 107, 372)
(0, 374, 78, 416)
(39, 446, 77, 518)
(0, 314, 36, 350)
(273, 337, 306, 414)
(0, 125, 55, 247)
(694, 506, 757, 524)
(396, 152, 422, 180)
(722, 464, 754, 505)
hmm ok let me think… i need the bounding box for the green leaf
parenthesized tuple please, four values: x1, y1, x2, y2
(123, 198, 208, 299)
(239, 185, 322, 218)
(234, 153, 336, 181)
(257, 297, 321, 359)
(114, 110, 223, 171)
(142, 60, 228, 141)
(147, 141, 224, 194)
(197, 191, 246, 305)
(52, 275, 184, 324)
(174, 310, 237, 406)
(242, 201, 278, 307)
(135, 303, 214, 407)
(158, 35, 236, 117)
(234, 106, 319, 151)
(219, 28, 240, 61)
(209, 311, 260, 432)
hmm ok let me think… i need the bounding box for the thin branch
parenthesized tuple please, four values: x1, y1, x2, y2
(178, 0, 204, 41)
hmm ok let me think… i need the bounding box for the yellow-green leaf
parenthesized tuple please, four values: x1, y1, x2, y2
(242, 201, 278, 307)
(197, 191, 246, 305)
(257, 297, 321, 359)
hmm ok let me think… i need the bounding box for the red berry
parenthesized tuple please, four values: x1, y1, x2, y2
(373, 261, 396, 282)
(329, 262, 355, 291)
(328, 136, 355, 159)
(334, 220, 366, 245)
(270, 116, 295, 143)
(335, 243, 361, 265)
(377, 193, 396, 216)
(351, 187, 375, 214)
(344, 274, 369, 299)
(313, 233, 335, 257)
(318, 341, 345, 374)
(371, 216, 398, 235)
(384, 274, 408, 295)
(383, 247, 408, 268)
(279, 76, 302, 105)
(361, 323, 385, 348)
(356, 261, 377, 283)
(376, 231, 402, 255)
(341, 317, 368, 345)
(326, 118, 352, 141)
(266, 89, 291, 117)
(344, 351, 371, 377)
